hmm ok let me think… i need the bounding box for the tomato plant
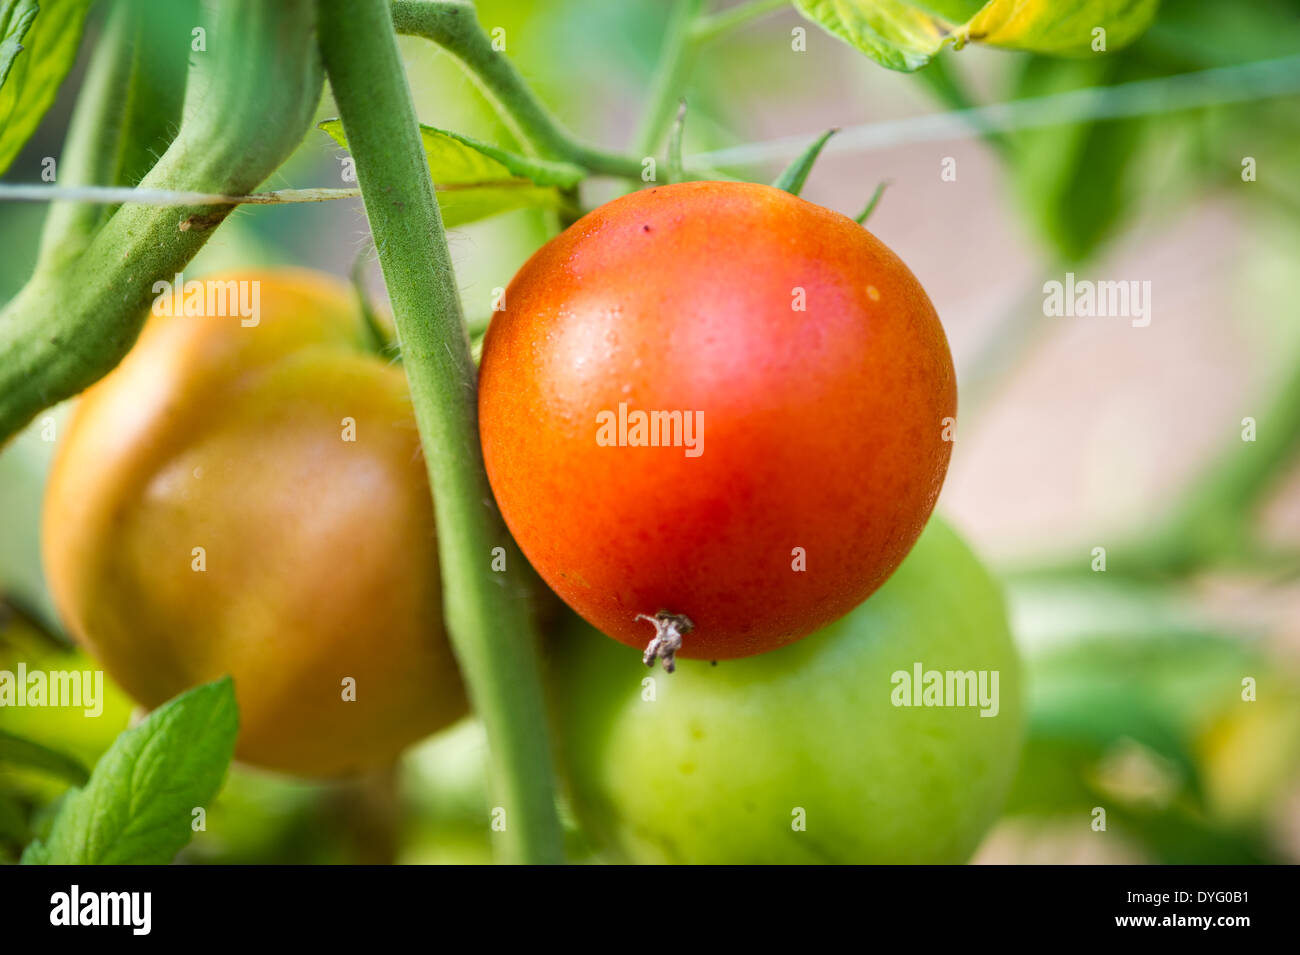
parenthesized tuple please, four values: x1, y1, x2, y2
(549, 518, 1023, 863)
(0, 0, 1290, 876)
(480, 180, 955, 666)
(42, 270, 467, 776)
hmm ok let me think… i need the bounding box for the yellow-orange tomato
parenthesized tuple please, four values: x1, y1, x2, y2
(43, 269, 464, 776)
(480, 181, 956, 663)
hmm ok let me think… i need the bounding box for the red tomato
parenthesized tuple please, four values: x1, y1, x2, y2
(479, 181, 955, 664)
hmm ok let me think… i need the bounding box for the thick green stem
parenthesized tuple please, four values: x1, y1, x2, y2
(35, 1, 138, 270)
(36, 0, 196, 273)
(318, 0, 565, 865)
(0, 0, 323, 444)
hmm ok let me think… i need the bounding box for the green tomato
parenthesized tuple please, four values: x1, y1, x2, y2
(549, 518, 1024, 864)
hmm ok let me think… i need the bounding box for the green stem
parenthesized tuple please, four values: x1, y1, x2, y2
(37, 0, 197, 274)
(0, 0, 323, 444)
(631, 0, 705, 159)
(390, 0, 730, 183)
(34, 0, 137, 271)
(318, 0, 565, 866)
(390, 0, 642, 178)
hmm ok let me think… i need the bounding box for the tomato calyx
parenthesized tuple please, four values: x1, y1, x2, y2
(636, 611, 695, 673)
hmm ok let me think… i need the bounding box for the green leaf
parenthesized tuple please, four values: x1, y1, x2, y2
(1141, 0, 1300, 69)
(1002, 576, 1284, 826)
(792, 0, 953, 72)
(415, 125, 586, 188)
(1106, 803, 1275, 865)
(0, 789, 31, 845)
(0, 0, 95, 175)
(0, 728, 89, 785)
(771, 128, 837, 195)
(961, 0, 1160, 55)
(855, 180, 889, 224)
(792, 0, 1159, 73)
(1007, 56, 1145, 262)
(21, 677, 238, 865)
(349, 254, 397, 360)
(0, 1, 37, 89)
(20, 837, 50, 863)
(320, 119, 583, 227)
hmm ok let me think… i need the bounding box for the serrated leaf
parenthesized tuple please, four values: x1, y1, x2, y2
(0, 728, 89, 785)
(21, 677, 238, 865)
(0, 0, 95, 175)
(792, 0, 1159, 73)
(793, 0, 953, 71)
(319, 119, 582, 227)
(0, 1, 38, 89)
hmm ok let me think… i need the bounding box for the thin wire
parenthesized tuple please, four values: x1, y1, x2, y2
(689, 53, 1300, 168)
(0, 185, 358, 206)
(1, 55, 1297, 205)
(0, 179, 540, 206)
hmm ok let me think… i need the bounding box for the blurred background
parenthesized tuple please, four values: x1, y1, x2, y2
(2, 0, 1299, 863)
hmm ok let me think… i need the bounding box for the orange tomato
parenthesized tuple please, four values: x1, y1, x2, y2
(480, 181, 956, 663)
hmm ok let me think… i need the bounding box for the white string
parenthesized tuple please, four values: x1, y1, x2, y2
(689, 53, 1300, 167)
(1, 55, 1297, 205)
(0, 185, 358, 206)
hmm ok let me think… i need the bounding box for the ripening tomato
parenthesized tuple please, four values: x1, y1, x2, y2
(479, 181, 956, 666)
(550, 518, 1024, 864)
(42, 269, 466, 776)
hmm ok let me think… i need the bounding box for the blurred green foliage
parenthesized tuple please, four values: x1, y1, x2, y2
(1004, 576, 1300, 862)
(1000, 0, 1300, 263)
